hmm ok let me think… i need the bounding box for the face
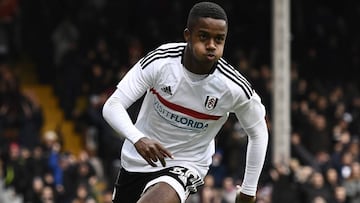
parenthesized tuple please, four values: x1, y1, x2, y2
(184, 17, 227, 71)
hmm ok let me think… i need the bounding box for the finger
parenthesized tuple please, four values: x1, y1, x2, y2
(146, 147, 158, 163)
(140, 149, 157, 167)
(144, 157, 157, 167)
(151, 147, 166, 167)
(149, 147, 159, 162)
(160, 150, 174, 159)
(150, 156, 158, 162)
(235, 185, 241, 203)
(156, 152, 166, 167)
(156, 144, 173, 159)
(159, 157, 166, 167)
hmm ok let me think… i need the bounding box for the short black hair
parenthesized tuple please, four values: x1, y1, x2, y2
(187, 2, 228, 30)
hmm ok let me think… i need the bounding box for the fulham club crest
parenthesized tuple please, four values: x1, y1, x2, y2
(205, 96, 218, 110)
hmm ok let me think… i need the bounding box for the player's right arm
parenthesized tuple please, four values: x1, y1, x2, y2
(102, 61, 149, 144)
(102, 58, 172, 167)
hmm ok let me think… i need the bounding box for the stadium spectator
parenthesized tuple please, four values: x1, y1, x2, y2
(342, 161, 360, 203)
(302, 171, 333, 203)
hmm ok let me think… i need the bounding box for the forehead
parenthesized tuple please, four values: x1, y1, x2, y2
(191, 17, 227, 34)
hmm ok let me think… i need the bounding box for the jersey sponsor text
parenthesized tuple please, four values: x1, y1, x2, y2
(153, 100, 209, 131)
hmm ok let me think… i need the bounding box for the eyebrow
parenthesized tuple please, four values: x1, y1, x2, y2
(197, 29, 226, 36)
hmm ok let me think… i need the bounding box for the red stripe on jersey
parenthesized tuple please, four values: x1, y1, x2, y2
(150, 88, 221, 120)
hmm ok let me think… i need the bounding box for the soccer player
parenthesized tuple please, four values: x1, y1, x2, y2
(102, 2, 268, 203)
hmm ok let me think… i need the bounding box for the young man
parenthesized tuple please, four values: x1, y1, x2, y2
(102, 2, 268, 203)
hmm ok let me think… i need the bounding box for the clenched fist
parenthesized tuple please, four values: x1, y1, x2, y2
(235, 186, 256, 203)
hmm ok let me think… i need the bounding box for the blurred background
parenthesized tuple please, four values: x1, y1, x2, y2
(0, 0, 360, 203)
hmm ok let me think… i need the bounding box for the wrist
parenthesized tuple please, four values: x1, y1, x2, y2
(237, 197, 256, 203)
(237, 198, 256, 203)
(236, 189, 256, 203)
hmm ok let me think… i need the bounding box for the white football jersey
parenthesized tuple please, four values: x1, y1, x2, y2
(103, 42, 268, 195)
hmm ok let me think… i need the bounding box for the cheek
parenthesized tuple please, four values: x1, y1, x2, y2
(215, 45, 224, 57)
(191, 42, 206, 55)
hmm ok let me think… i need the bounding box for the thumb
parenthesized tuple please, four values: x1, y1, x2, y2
(235, 185, 241, 203)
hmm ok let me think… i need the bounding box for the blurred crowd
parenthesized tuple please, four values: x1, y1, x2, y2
(1, 0, 360, 203)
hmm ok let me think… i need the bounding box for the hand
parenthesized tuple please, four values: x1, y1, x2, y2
(134, 137, 173, 167)
(235, 186, 256, 203)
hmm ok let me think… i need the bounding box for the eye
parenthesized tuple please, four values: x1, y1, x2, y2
(199, 33, 208, 41)
(215, 36, 225, 44)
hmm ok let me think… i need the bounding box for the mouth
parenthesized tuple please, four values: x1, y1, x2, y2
(206, 53, 216, 60)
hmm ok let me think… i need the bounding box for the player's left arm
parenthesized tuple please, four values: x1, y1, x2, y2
(236, 186, 257, 203)
(234, 92, 269, 200)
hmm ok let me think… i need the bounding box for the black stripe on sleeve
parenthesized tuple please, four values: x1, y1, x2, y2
(140, 45, 185, 69)
(217, 60, 253, 99)
(219, 58, 253, 88)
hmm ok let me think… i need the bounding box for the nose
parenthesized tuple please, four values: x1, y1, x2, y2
(206, 39, 216, 50)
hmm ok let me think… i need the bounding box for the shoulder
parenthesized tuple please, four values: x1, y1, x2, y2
(156, 42, 187, 50)
(215, 58, 254, 100)
(139, 42, 186, 69)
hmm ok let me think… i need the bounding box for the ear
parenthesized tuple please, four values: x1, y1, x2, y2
(184, 28, 190, 42)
